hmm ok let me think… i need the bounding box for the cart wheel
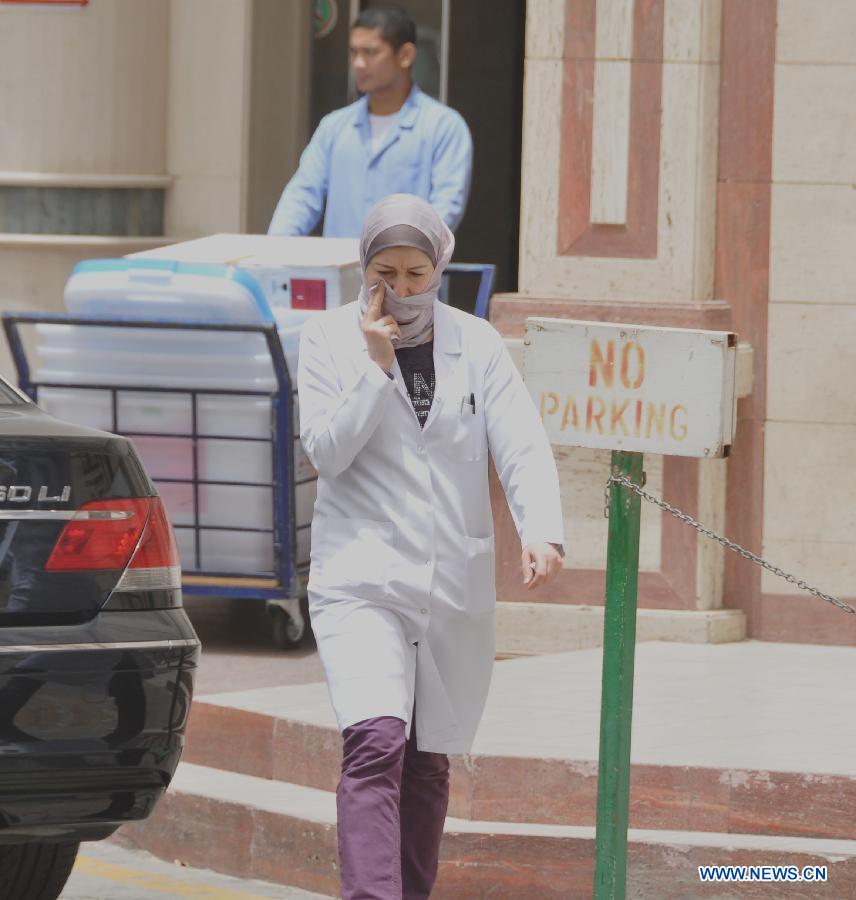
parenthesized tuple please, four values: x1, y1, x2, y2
(270, 605, 306, 649)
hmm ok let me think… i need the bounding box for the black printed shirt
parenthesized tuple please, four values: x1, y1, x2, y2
(395, 340, 435, 428)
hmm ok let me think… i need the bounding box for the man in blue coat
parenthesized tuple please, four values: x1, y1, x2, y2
(268, 5, 473, 237)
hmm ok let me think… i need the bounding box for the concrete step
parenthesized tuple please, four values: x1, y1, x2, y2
(495, 602, 746, 655)
(184, 692, 856, 842)
(117, 763, 856, 899)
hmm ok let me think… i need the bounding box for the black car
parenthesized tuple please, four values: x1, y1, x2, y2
(0, 377, 200, 899)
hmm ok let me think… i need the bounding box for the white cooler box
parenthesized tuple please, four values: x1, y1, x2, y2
(129, 234, 361, 313)
(64, 258, 276, 322)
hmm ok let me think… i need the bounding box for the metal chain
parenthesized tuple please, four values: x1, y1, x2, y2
(604, 473, 856, 616)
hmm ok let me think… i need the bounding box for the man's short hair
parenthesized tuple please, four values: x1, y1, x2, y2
(352, 5, 417, 51)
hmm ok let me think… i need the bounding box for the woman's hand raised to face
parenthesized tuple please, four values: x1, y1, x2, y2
(361, 282, 401, 373)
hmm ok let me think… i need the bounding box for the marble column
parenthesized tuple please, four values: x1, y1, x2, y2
(491, 0, 740, 630)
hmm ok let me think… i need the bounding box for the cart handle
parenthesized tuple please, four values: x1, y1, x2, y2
(444, 263, 496, 320)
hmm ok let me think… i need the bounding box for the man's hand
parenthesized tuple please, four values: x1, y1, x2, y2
(361, 282, 401, 373)
(521, 543, 563, 590)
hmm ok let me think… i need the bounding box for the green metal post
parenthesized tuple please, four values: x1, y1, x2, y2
(593, 450, 644, 899)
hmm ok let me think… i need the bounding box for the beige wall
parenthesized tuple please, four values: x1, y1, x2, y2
(165, 0, 311, 236)
(0, 0, 173, 381)
(0, 0, 309, 222)
(519, 0, 720, 302)
(0, 0, 309, 231)
(764, 0, 856, 596)
(0, 0, 310, 366)
(165, 0, 252, 235)
(245, 0, 312, 233)
(0, 0, 169, 176)
(513, 0, 728, 617)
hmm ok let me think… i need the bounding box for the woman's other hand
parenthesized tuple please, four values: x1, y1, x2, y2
(361, 281, 401, 373)
(521, 543, 563, 590)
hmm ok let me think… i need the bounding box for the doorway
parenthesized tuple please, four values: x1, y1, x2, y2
(309, 0, 526, 296)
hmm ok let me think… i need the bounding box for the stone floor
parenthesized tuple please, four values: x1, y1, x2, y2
(197, 636, 856, 776)
(66, 840, 327, 899)
(183, 595, 326, 695)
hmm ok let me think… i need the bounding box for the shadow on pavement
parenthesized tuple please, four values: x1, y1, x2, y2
(183, 596, 326, 695)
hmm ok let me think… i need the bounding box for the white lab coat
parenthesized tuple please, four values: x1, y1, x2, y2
(298, 299, 564, 753)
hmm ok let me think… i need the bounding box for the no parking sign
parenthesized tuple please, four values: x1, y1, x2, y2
(524, 318, 737, 458)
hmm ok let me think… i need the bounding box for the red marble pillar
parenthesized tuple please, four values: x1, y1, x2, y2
(716, 0, 776, 636)
(490, 0, 729, 613)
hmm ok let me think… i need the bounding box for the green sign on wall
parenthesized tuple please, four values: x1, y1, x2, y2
(313, 0, 338, 39)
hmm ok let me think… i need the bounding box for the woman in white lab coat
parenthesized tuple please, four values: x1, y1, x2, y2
(298, 194, 565, 899)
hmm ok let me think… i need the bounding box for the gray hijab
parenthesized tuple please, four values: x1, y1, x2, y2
(358, 194, 455, 349)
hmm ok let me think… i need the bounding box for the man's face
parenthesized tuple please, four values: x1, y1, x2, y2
(350, 27, 411, 94)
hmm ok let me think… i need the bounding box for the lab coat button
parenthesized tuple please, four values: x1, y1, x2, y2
(420, 608, 428, 614)
(417, 445, 425, 454)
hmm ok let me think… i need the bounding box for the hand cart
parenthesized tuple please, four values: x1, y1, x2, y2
(1, 263, 495, 650)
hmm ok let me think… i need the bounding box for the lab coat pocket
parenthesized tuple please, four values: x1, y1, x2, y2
(310, 515, 393, 599)
(438, 403, 488, 462)
(465, 534, 496, 614)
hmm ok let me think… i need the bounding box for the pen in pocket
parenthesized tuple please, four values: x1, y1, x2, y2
(461, 393, 477, 415)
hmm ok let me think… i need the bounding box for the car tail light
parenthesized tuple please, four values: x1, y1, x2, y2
(45, 499, 148, 572)
(114, 497, 181, 592)
(291, 278, 326, 310)
(46, 497, 181, 591)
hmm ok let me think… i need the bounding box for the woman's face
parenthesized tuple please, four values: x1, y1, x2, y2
(365, 247, 435, 297)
